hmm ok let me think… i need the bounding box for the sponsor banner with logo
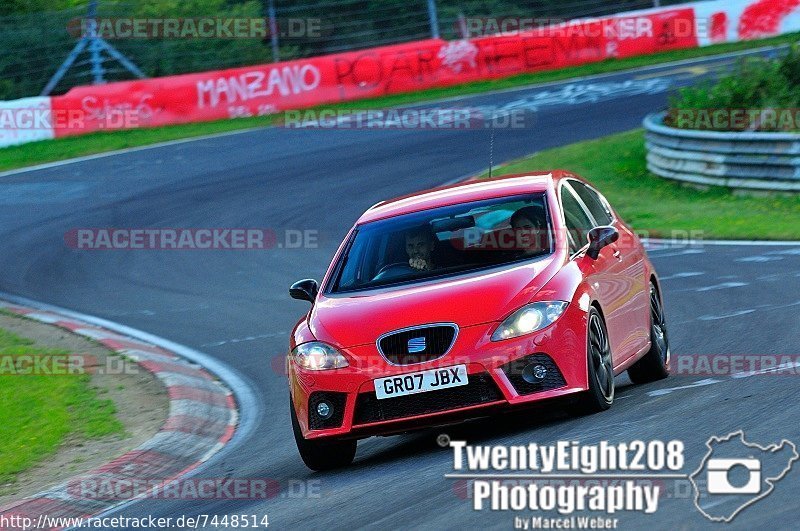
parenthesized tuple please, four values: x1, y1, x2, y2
(49, 39, 446, 137)
(1, 0, 799, 147)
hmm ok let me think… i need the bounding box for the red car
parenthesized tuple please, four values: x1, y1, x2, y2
(287, 171, 670, 470)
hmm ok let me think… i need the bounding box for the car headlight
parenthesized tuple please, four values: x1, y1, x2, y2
(491, 301, 569, 341)
(291, 342, 349, 370)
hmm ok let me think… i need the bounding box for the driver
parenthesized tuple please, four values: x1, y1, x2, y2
(405, 225, 437, 271)
(510, 206, 547, 255)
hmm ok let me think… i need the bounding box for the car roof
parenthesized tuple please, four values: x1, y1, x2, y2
(357, 170, 573, 224)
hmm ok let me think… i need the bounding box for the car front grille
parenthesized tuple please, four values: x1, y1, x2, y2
(500, 353, 566, 395)
(352, 372, 503, 425)
(377, 324, 457, 365)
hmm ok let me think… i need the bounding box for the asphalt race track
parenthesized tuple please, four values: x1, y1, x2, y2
(1, 48, 799, 529)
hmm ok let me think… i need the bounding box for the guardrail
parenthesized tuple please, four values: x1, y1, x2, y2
(644, 112, 800, 192)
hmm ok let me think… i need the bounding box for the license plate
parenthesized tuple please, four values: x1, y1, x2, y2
(374, 364, 468, 400)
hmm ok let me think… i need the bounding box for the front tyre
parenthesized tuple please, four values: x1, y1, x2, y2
(573, 308, 614, 415)
(291, 399, 357, 471)
(627, 282, 670, 384)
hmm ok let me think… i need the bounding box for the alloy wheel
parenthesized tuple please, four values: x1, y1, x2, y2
(589, 313, 614, 401)
(650, 285, 669, 364)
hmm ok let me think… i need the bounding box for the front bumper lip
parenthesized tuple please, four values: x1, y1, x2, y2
(305, 384, 585, 440)
(289, 305, 588, 439)
(351, 387, 585, 434)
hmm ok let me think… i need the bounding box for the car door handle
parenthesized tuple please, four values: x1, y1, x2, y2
(613, 250, 622, 259)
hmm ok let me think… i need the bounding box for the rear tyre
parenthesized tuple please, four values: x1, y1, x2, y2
(291, 399, 357, 471)
(572, 308, 614, 415)
(627, 283, 670, 384)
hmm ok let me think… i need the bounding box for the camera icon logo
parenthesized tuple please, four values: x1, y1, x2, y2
(689, 431, 798, 523)
(706, 458, 761, 495)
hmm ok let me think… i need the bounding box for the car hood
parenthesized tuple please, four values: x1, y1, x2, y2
(309, 255, 563, 348)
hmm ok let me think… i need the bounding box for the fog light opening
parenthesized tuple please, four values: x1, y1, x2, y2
(522, 363, 547, 384)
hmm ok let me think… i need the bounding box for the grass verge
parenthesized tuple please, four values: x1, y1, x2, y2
(1, 32, 798, 173)
(0, 326, 123, 486)
(485, 129, 800, 240)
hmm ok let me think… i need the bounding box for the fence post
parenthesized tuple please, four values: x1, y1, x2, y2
(427, 0, 440, 39)
(457, 12, 469, 39)
(88, 0, 106, 85)
(268, 0, 280, 62)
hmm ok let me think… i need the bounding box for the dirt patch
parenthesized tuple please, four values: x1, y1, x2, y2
(0, 312, 168, 505)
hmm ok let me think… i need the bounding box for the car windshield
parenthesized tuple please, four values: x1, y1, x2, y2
(330, 193, 552, 293)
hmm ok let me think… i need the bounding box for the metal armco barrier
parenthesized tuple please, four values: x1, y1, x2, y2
(644, 112, 800, 192)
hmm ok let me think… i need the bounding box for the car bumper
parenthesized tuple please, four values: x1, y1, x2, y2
(289, 305, 589, 439)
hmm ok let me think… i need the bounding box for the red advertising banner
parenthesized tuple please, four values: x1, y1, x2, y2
(738, 0, 800, 39)
(50, 7, 697, 138)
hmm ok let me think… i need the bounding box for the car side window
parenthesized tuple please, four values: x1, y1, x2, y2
(569, 181, 613, 226)
(560, 187, 595, 254)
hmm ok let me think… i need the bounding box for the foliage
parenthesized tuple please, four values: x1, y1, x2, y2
(667, 45, 800, 131)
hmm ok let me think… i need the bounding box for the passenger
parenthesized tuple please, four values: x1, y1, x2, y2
(510, 206, 548, 255)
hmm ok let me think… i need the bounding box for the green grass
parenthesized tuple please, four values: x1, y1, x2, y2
(1, 32, 798, 173)
(485, 129, 800, 240)
(0, 327, 123, 486)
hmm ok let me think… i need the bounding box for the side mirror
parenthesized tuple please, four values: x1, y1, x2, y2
(289, 279, 319, 303)
(586, 226, 619, 260)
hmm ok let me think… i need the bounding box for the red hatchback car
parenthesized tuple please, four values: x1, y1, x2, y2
(287, 171, 670, 470)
